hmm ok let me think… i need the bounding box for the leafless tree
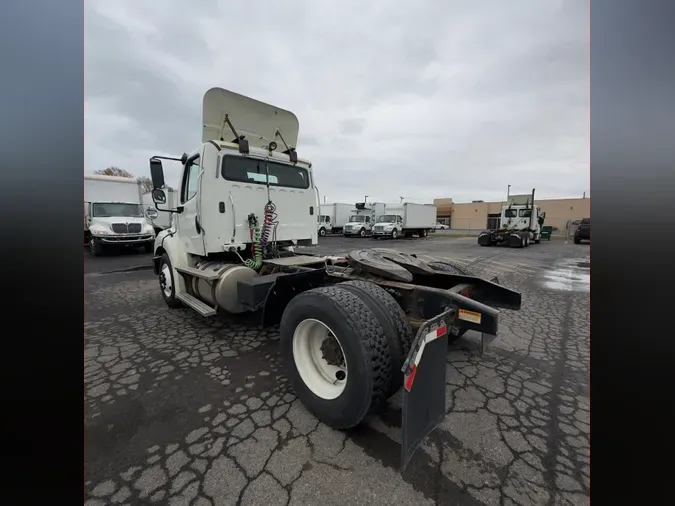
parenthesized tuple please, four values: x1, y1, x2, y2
(94, 166, 134, 178)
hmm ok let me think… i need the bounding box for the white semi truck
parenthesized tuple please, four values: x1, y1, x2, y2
(477, 189, 546, 248)
(319, 203, 352, 235)
(371, 202, 437, 239)
(343, 202, 386, 237)
(146, 87, 522, 470)
(84, 174, 156, 256)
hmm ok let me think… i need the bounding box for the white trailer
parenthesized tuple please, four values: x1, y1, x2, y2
(143, 189, 177, 233)
(372, 202, 437, 239)
(320, 203, 352, 234)
(84, 174, 156, 256)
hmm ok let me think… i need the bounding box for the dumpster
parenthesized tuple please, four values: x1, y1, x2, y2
(541, 226, 553, 241)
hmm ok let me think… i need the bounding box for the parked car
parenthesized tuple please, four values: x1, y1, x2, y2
(574, 217, 590, 244)
(435, 222, 449, 230)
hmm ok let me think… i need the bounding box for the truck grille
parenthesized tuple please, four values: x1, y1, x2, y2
(374, 226, 385, 232)
(111, 223, 142, 233)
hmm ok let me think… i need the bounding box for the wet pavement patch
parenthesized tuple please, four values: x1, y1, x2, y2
(542, 259, 590, 293)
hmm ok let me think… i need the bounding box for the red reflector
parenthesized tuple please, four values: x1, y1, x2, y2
(404, 364, 417, 392)
(436, 325, 447, 337)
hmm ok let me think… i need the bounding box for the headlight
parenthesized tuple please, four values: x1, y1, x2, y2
(90, 227, 110, 235)
(143, 225, 154, 234)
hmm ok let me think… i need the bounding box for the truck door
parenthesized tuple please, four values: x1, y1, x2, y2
(177, 154, 206, 256)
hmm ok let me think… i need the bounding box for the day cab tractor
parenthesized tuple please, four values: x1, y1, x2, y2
(147, 87, 523, 470)
(477, 189, 546, 248)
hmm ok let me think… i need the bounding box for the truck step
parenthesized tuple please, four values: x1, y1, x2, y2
(177, 293, 217, 317)
(175, 266, 221, 281)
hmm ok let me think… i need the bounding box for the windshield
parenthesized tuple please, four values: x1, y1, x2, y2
(377, 214, 398, 223)
(221, 155, 309, 189)
(92, 203, 143, 217)
(349, 215, 367, 222)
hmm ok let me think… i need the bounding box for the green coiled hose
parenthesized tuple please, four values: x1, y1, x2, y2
(244, 214, 263, 271)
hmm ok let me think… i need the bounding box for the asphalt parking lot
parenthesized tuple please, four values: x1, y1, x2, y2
(85, 235, 589, 506)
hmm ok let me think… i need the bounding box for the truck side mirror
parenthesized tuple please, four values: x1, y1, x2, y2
(152, 188, 167, 205)
(149, 159, 166, 189)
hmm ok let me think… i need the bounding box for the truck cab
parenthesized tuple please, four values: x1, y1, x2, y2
(501, 204, 544, 236)
(84, 174, 156, 256)
(148, 88, 317, 304)
(478, 189, 546, 248)
(343, 214, 372, 237)
(317, 214, 331, 237)
(373, 213, 404, 239)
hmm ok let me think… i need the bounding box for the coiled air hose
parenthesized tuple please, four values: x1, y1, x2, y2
(260, 200, 278, 250)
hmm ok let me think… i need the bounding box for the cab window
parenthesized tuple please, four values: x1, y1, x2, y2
(519, 209, 532, 218)
(181, 156, 201, 203)
(504, 209, 517, 218)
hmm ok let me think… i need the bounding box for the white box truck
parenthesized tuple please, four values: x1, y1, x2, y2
(372, 202, 437, 239)
(143, 189, 177, 233)
(319, 203, 352, 234)
(343, 202, 387, 237)
(84, 174, 156, 256)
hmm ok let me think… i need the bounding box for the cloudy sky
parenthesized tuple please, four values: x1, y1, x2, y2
(85, 0, 588, 204)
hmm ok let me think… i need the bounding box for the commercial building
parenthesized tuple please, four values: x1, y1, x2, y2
(433, 196, 590, 233)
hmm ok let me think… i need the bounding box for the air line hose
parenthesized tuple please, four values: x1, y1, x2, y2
(244, 214, 263, 271)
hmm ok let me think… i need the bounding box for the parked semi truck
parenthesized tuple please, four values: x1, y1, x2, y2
(371, 202, 437, 239)
(343, 202, 386, 237)
(477, 189, 545, 248)
(84, 174, 156, 256)
(146, 87, 522, 470)
(319, 202, 352, 234)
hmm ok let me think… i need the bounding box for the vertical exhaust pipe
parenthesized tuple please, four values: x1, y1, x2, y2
(529, 188, 535, 230)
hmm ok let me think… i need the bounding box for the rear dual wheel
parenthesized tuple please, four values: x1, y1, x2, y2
(280, 282, 412, 429)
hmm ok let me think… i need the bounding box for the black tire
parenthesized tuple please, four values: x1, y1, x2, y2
(319, 227, 327, 237)
(279, 285, 392, 429)
(339, 281, 413, 398)
(421, 229, 428, 238)
(143, 242, 153, 253)
(391, 229, 399, 239)
(524, 236, 530, 247)
(359, 228, 366, 237)
(89, 237, 105, 257)
(574, 237, 581, 244)
(159, 253, 183, 309)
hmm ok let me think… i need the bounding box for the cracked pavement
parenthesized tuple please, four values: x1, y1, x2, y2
(85, 236, 590, 506)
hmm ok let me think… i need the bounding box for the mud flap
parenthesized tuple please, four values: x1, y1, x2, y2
(400, 309, 452, 472)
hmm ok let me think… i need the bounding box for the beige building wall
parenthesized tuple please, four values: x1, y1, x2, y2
(433, 198, 453, 223)
(441, 197, 590, 232)
(537, 198, 590, 232)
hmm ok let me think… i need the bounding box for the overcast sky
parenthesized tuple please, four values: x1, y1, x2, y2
(85, 0, 588, 204)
